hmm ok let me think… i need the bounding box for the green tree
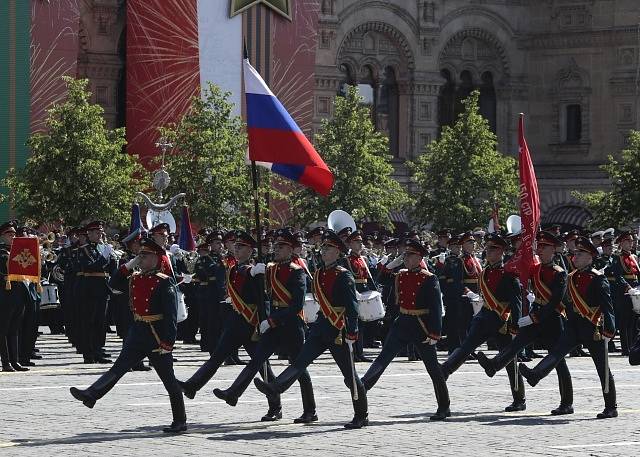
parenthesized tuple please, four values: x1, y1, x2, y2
(159, 83, 269, 228)
(575, 130, 640, 228)
(1, 77, 147, 226)
(289, 86, 409, 227)
(409, 90, 518, 231)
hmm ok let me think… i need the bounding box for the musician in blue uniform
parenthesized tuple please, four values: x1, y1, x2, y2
(361, 239, 450, 420)
(519, 236, 617, 419)
(440, 233, 525, 412)
(70, 238, 187, 432)
(177, 231, 282, 421)
(214, 228, 317, 423)
(476, 231, 573, 415)
(253, 230, 368, 429)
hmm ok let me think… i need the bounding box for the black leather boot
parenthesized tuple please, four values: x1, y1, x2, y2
(294, 371, 317, 423)
(10, 362, 29, 372)
(504, 359, 526, 412)
(179, 360, 219, 400)
(597, 370, 617, 419)
(551, 360, 574, 415)
(429, 378, 451, 421)
(163, 393, 187, 433)
(344, 382, 368, 429)
(261, 406, 283, 422)
(475, 351, 496, 377)
(361, 360, 385, 391)
(254, 365, 300, 398)
(70, 371, 119, 408)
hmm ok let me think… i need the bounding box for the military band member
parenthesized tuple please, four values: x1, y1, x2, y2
(476, 231, 573, 415)
(77, 221, 116, 364)
(440, 233, 525, 412)
(519, 237, 617, 419)
(177, 231, 281, 420)
(70, 238, 187, 432)
(214, 228, 318, 423)
(361, 239, 450, 420)
(254, 230, 369, 429)
(612, 231, 639, 355)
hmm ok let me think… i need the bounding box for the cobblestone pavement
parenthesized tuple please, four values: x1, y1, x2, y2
(0, 330, 639, 456)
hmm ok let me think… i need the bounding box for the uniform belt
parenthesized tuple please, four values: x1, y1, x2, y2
(623, 274, 637, 279)
(400, 307, 429, 316)
(134, 313, 163, 322)
(446, 279, 454, 283)
(272, 300, 289, 308)
(76, 272, 84, 277)
(82, 272, 109, 278)
(463, 279, 478, 284)
(198, 282, 208, 286)
(606, 276, 615, 281)
(208, 276, 217, 281)
(355, 279, 368, 284)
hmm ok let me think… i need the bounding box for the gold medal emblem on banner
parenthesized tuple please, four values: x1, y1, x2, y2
(230, 0, 292, 20)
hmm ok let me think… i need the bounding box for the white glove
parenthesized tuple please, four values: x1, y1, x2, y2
(526, 292, 536, 304)
(423, 337, 438, 345)
(603, 336, 611, 345)
(386, 255, 404, 270)
(438, 253, 446, 264)
(224, 296, 232, 304)
(169, 244, 180, 255)
(124, 255, 141, 270)
(251, 262, 266, 277)
(379, 255, 389, 265)
(355, 291, 363, 301)
(101, 244, 113, 259)
(345, 338, 356, 349)
(259, 319, 271, 334)
(518, 315, 533, 327)
(181, 274, 193, 284)
(465, 291, 480, 301)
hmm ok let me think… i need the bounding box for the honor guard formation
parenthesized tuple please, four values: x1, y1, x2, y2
(1, 216, 639, 433)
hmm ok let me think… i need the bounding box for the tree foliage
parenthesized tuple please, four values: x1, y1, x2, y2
(159, 83, 271, 229)
(409, 90, 518, 231)
(289, 86, 409, 227)
(575, 130, 640, 228)
(1, 77, 147, 226)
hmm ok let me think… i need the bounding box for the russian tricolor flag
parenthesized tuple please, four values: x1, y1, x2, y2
(244, 59, 334, 196)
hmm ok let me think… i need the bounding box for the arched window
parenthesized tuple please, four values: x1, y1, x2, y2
(566, 104, 582, 142)
(378, 66, 399, 156)
(479, 71, 497, 133)
(438, 68, 456, 132)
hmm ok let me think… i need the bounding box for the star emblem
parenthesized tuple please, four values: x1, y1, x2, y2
(12, 249, 37, 269)
(230, 0, 291, 20)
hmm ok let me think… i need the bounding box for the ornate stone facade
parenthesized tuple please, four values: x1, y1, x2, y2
(314, 0, 640, 227)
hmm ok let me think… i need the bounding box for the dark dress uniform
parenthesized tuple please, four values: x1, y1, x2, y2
(70, 239, 187, 432)
(476, 232, 573, 414)
(254, 231, 368, 429)
(57, 242, 78, 344)
(519, 237, 617, 419)
(193, 252, 226, 353)
(441, 235, 525, 412)
(178, 237, 281, 419)
(214, 249, 317, 423)
(0, 226, 31, 371)
(77, 239, 115, 363)
(362, 240, 450, 420)
(347, 244, 377, 360)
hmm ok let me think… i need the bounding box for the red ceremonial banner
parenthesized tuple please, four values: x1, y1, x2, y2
(6, 237, 41, 289)
(505, 115, 540, 286)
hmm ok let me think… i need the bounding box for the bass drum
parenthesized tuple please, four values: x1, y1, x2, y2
(40, 281, 61, 310)
(358, 290, 385, 322)
(304, 293, 320, 323)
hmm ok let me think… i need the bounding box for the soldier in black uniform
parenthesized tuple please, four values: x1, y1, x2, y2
(58, 227, 80, 348)
(194, 230, 226, 354)
(77, 221, 116, 364)
(596, 235, 619, 353)
(253, 230, 368, 429)
(519, 237, 617, 419)
(476, 231, 573, 415)
(441, 235, 462, 353)
(362, 239, 450, 420)
(440, 233, 525, 412)
(0, 221, 30, 372)
(177, 231, 281, 420)
(214, 228, 317, 423)
(70, 238, 186, 432)
(612, 231, 639, 356)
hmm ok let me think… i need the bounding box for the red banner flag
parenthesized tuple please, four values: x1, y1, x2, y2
(505, 114, 540, 286)
(6, 237, 41, 290)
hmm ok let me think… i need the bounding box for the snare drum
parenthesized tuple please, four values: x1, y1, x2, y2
(40, 282, 60, 310)
(304, 293, 320, 323)
(630, 290, 640, 314)
(358, 290, 385, 321)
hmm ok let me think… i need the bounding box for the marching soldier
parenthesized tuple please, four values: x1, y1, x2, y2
(77, 221, 116, 364)
(597, 235, 619, 353)
(253, 230, 369, 429)
(213, 228, 318, 423)
(442, 235, 462, 353)
(476, 231, 573, 415)
(70, 238, 187, 433)
(177, 231, 281, 420)
(612, 230, 639, 355)
(519, 237, 618, 419)
(440, 233, 525, 412)
(361, 239, 450, 420)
